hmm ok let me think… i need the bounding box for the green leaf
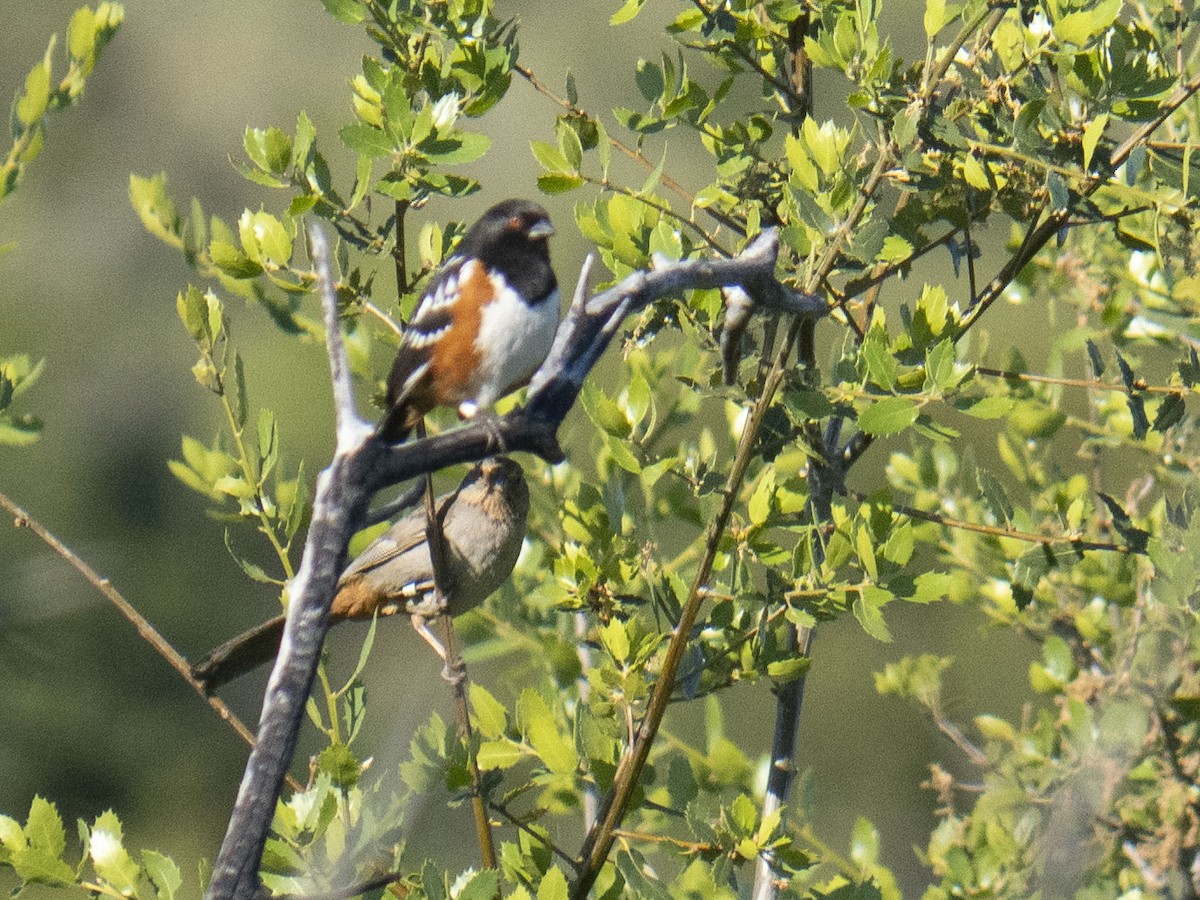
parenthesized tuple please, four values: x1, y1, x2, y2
(17, 61, 50, 127)
(1011, 545, 1051, 609)
(962, 154, 991, 190)
(531, 140, 571, 173)
(954, 395, 1014, 419)
(861, 329, 897, 391)
(339, 122, 394, 158)
(923, 0, 946, 38)
(976, 468, 1013, 524)
(244, 127, 293, 175)
(517, 689, 576, 775)
(141, 850, 182, 900)
(424, 131, 490, 164)
(0, 416, 42, 446)
(536, 172, 585, 193)
(209, 239, 262, 278)
(1054, 0, 1121, 47)
(476, 740, 523, 770)
(855, 525, 878, 581)
(1081, 113, 1108, 171)
(877, 234, 912, 264)
(558, 120, 584, 170)
(767, 656, 811, 683)
(919, 285, 948, 336)
(176, 286, 209, 342)
(1047, 171, 1070, 211)
(1152, 392, 1185, 433)
(67, 6, 97, 60)
(748, 468, 776, 526)
(25, 797, 66, 858)
(858, 397, 919, 435)
(469, 683, 508, 740)
(538, 866, 570, 900)
(611, 0, 648, 25)
(89, 826, 140, 895)
(316, 742, 363, 788)
(257, 408, 279, 481)
(320, 0, 366, 23)
(924, 340, 959, 391)
(853, 586, 893, 641)
(130, 173, 182, 248)
(230, 352, 248, 428)
(599, 618, 631, 664)
(580, 381, 631, 437)
(850, 817, 880, 868)
(455, 869, 500, 900)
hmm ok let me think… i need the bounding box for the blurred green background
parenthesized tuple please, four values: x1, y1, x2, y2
(0, 2, 1042, 894)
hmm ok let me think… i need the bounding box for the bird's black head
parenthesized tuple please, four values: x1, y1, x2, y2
(459, 199, 555, 265)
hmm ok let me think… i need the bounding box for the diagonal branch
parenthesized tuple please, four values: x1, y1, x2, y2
(0, 490, 300, 788)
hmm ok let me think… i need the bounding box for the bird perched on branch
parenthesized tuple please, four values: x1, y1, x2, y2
(191, 457, 530, 692)
(377, 199, 560, 442)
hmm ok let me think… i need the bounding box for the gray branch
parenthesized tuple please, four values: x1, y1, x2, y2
(205, 225, 824, 899)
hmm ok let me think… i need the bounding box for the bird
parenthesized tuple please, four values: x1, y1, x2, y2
(191, 456, 530, 692)
(377, 198, 560, 442)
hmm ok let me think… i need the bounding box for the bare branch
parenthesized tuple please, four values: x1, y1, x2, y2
(207, 226, 376, 900)
(309, 224, 372, 450)
(0, 489, 291, 784)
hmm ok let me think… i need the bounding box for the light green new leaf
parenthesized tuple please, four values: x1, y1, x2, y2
(853, 586, 893, 642)
(538, 867, 570, 900)
(141, 850, 182, 900)
(469, 683, 508, 739)
(611, 0, 648, 25)
(1081, 113, 1108, 170)
(517, 689, 576, 775)
(859, 397, 919, 435)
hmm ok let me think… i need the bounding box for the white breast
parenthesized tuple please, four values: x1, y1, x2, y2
(471, 277, 560, 408)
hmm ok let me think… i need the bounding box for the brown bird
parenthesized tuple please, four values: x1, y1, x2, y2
(377, 199, 559, 442)
(191, 457, 529, 692)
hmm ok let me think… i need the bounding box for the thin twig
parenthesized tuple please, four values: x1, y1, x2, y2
(489, 797, 580, 869)
(974, 366, 1185, 396)
(0, 490, 302, 793)
(853, 492, 1133, 554)
(575, 610, 600, 833)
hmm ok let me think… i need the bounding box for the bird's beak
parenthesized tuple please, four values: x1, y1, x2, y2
(527, 219, 555, 239)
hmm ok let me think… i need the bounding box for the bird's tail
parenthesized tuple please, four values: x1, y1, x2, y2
(191, 614, 287, 693)
(374, 403, 413, 443)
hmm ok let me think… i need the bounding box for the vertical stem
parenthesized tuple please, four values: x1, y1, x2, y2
(394, 199, 410, 297)
(575, 611, 600, 832)
(418, 422, 496, 870)
(750, 625, 814, 900)
(440, 615, 498, 870)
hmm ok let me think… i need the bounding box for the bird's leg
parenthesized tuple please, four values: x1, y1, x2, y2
(411, 613, 448, 660)
(437, 615, 468, 688)
(457, 401, 508, 453)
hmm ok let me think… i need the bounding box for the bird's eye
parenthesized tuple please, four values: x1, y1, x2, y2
(508, 215, 523, 230)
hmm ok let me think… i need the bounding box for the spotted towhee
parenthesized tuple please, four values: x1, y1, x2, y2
(191, 457, 529, 692)
(377, 199, 559, 442)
